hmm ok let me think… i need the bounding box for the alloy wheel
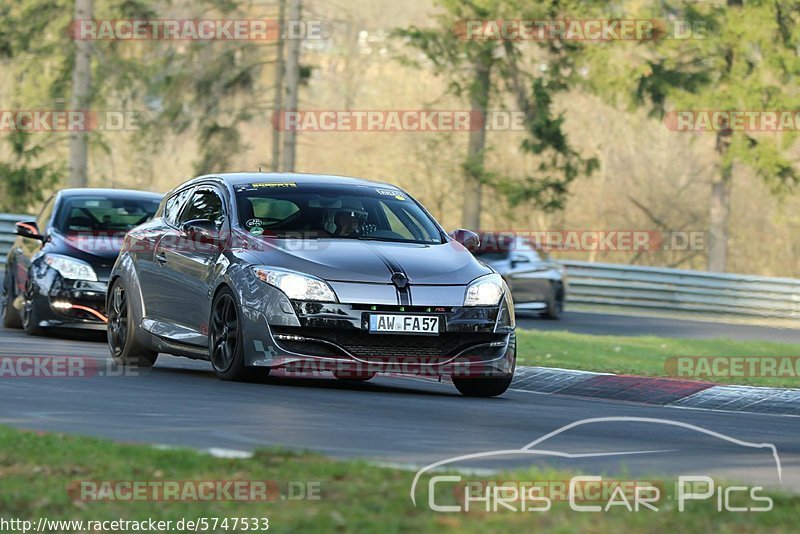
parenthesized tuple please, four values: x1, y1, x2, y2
(108, 284, 128, 356)
(210, 294, 238, 372)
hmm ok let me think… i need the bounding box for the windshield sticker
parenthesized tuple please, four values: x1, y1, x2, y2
(245, 218, 263, 228)
(376, 188, 406, 200)
(253, 182, 297, 188)
(249, 226, 264, 236)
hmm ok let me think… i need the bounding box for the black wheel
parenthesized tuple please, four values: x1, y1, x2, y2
(21, 277, 45, 336)
(107, 278, 158, 367)
(453, 374, 513, 397)
(209, 287, 260, 382)
(453, 346, 515, 398)
(541, 283, 564, 320)
(2, 271, 22, 329)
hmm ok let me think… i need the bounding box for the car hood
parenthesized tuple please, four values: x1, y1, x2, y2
(59, 232, 124, 264)
(238, 237, 492, 285)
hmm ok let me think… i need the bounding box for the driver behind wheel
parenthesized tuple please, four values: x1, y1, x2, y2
(323, 200, 368, 237)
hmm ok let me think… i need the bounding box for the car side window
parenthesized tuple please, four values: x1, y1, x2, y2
(164, 187, 195, 227)
(179, 188, 226, 230)
(36, 196, 55, 232)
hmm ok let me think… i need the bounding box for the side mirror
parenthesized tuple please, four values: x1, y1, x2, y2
(450, 228, 480, 251)
(182, 219, 220, 243)
(15, 221, 43, 241)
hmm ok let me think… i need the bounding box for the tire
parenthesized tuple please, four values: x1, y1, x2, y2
(21, 277, 45, 336)
(209, 287, 261, 382)
(541, 283, 564, 320)
(453, 345, 516, 398)
(107, 278, 158, 367)
(2, 271, 22, 329)
(453, 374, 514, 397)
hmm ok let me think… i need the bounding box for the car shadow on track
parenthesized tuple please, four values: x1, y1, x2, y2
(145, 362, 468, 398)
(36, 328, 107, 343)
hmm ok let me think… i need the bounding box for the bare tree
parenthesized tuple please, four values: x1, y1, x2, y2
(282, 0, 302, 172)
(271, 0, 286, 171)
(68, 0, 92, 187)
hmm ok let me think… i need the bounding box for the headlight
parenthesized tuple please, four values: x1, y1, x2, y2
(464, 274, 504, 306)
(44, 254, 98, 281)
(253, 267, 337, 302)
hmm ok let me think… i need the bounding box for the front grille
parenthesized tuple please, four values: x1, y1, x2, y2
(272, 326, 502, 364)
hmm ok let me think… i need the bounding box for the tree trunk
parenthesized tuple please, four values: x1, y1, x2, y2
(270, 0, 286, 171)
(462, 50, 492, 230)
(282, 0, 302, 172)
(707, 129, 733, 272)
(707, 0, 738, 273)
(68, 0, 93, 188)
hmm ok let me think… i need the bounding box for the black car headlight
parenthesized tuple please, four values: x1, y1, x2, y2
(252, 267, 338, 302)
(464, 273, 505, 306)
(44, 254, 98, 282)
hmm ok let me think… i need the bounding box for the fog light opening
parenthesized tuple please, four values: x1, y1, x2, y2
(51, 301, 108, 323)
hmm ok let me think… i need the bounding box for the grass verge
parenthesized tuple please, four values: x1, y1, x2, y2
(516, 330, 800, 388)
(0, 426, 798, 532)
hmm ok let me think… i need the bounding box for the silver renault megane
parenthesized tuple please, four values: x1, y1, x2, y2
(107, 173, 516, 396)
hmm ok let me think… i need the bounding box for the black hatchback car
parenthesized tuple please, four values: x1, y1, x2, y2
(2, 189, 162, 334)
(108, 173, 517, 397)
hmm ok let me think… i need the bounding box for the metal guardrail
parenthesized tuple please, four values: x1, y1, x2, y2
(0, 214, 28, 267)
(562, 260, 800, 320)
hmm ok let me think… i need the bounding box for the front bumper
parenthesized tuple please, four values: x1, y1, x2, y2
(32, 277, 109, 330)
(241, 299, 516, 378)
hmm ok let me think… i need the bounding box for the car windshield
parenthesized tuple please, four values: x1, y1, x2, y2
(55, 196, 161, 234)
(234, 182, 444, 244)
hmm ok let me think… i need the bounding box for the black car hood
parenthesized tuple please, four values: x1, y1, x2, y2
(57, 232, 124, 264)
(239, 238, 491, 285)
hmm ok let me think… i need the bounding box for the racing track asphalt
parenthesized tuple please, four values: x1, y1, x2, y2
(0, 326, 797, 495)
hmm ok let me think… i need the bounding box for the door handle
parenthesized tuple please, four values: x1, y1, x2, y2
(155, 252, 167, 265)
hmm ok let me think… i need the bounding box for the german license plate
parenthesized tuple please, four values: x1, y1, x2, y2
(369, 314, 439, 335)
